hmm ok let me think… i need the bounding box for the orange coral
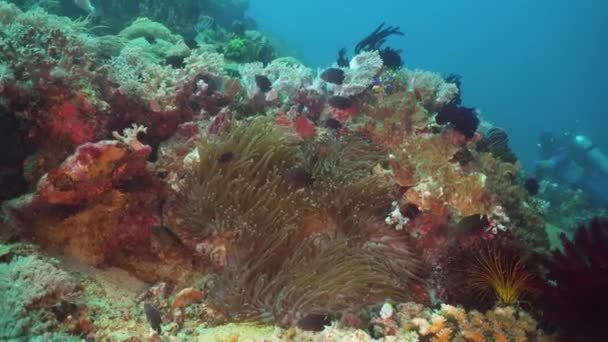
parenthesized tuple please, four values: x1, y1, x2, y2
(394, 132, 494, 217)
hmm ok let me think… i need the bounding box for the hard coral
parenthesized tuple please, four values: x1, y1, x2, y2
(0, 252, 79, 339)
(0, 5, 103, 109)
(386, 302, 544, 341)
(396, 132, 494, 218)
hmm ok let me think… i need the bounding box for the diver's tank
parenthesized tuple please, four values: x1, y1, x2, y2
(572, 135, 608, 176)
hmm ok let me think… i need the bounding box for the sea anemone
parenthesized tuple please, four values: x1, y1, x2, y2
(208, 176, 423, 325)
(177, 116, 304, 246)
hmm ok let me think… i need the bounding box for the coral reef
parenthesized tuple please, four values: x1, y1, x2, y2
(373, 302, 546, 341)
(0, 2, 586, 340)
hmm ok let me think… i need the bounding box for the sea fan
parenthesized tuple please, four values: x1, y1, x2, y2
(539, 217, 608, 341)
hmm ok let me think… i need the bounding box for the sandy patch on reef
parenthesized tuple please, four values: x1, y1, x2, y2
(57, 254, 148, 306)
(545, 222, 572, 252)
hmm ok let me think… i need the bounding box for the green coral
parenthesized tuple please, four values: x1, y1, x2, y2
(0, 251, 79, 339)
(223, 36, 247, 61)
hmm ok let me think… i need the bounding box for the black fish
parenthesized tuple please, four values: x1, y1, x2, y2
(451, 148, 474, 166)
(328, 95, 353, 110)
(165, 55, 185, 69)
(524, 177, 540, 196)
(143, 34, 156, 44)
(144, 303, 162, 334)
(255, 75, 272, 92)
(284, 167, 314, 188)
(320, 68, 345, 85)
(297, 313, 332, 331)
(325, 118, 342, 130)
(217, 151, 234, 163)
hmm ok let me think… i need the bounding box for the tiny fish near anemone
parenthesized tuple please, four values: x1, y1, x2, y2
(328, 95, 353, 110)
(143, 303, 162, 334)
(284, 166, 314, 188)
(524, 177, 540, 196)
(320, 68, 345, 85)
(255, 75, 272, 93)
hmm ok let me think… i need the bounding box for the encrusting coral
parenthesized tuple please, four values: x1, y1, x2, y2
(376, 302, 546, 341)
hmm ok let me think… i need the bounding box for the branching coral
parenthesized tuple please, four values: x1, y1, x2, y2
(390, 303, 543, 341)
(339, 50, 384, 97)
(401, 68, 459, 111)
(111, 47, 225, 111)
(239, 57, 314, 101)
(0, 252, 79, 339)
(0, 4, 100, 103)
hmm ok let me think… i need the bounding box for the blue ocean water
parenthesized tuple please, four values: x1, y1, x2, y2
(249, 0, 608, 170)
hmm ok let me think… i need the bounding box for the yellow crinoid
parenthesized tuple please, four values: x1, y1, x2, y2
(465, 243, 534, 306)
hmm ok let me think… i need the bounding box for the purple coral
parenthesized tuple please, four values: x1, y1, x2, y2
(539, 217, 608, 341)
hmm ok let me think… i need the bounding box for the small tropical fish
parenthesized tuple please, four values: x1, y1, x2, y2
(328, 95, 353, 110)
(255, 75, 272, 93)
(524, 177, 539, 196)
(297, 313, 332, 331)
(325, 118, 342, 130)
(217, 151, 235, 163)
(320, 68, 345, 85)
(143, 303, 162, 334)
(284, 167, 314, 187)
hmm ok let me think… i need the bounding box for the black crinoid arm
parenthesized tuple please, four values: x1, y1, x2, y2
(355, 22, 404, 54)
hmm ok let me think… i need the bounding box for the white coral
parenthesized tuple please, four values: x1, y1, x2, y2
(339, 50, 383, 96)
(239, 57, 314, 101)
(112, 123, 148, 151)
(385, 201, 410, 230)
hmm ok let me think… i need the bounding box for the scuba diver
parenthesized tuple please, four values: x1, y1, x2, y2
(535, 131, 608, 207)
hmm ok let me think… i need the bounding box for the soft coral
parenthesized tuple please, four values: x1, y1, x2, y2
(539, 217, 608, 341)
